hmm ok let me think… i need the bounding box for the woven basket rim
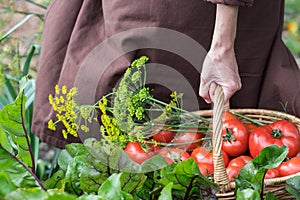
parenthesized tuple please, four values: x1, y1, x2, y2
(192, 108, 300, 188)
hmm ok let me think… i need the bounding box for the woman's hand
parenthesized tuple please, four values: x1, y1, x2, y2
(200, 46, 241, 104)
(199, 4, 241, 103)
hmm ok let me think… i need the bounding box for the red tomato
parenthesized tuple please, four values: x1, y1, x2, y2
(124, 142, 153, 164)
(249, 120, 300, 158)
(278, 157, 300, 177)
(147, 144, 162, 153)
(245, 123, 258, 133)
(226, 165, 241, 181)
(198, 163, 214, 176)
(226, 155, 252, 181)
(153, 127, 175, 143)
(191, 147, 229, 168)
(173, 129, 204, 152)
(222, 111, 239, 122)
(158, 147, 190, 164)
(222, 120, 249, 157)
(227, 155, 252, 168)
(265, 168, 280, 179)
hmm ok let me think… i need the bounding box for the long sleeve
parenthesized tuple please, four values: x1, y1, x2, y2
(204, 0, 254, 7)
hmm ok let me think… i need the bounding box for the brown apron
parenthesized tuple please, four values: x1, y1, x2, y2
(32, 0, 300, 148)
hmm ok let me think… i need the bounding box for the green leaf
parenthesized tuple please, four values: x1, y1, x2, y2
(0, 91, 32, 168)
(58, 143, 112, 194)
(236, 188, 260, 200)
(0, 127, 13, 154)
(43, 170, 65, 190)
(0, 172, 17, 197)
(251, 145, 288, 170)
(120, 172, 147, 194)
(79, 157, 108, 193)
(4, 75, 17, 102)
(65, 143, 89, 157)
(5, 188, 47, 200)
(57, 150, 73, 172)
(265, 192, 279, 200)
(45, 189, 77, 200)
(77, 194, 104, 200)
(159, 158, 217, 199)
(0, 93, 9, 108)
(286, 176, 300, 200)
(23, 45, 36, 77)
(141, 155, 168, 172)
(84, 138, 142, 173)
(158, 182, 173, 200)
(4, 188, 77, 200)
(136, 172, 158, 200)
(235, 145, 288, 197)
(98, 173, 133, 200)
(0, 141, 38, 194)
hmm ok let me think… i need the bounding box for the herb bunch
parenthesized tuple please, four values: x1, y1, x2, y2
(48, 56, 212, 147)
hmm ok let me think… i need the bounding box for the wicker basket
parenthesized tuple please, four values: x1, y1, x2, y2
(193, 86, 300, 200)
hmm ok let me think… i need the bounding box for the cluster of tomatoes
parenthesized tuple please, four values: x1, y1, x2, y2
(124, 112, 300, 181)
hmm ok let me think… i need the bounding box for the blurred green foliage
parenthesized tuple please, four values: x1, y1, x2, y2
(284, 0, 300, 57)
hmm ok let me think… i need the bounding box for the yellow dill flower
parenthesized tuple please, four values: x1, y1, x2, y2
(48, 94, 54, 105)
(48, 119, 56, 131)
(62, 129, 67, 139)
(62, 85, 67, 94)
(60, 96, 65, 104)
(48, 86, 80, 139)
(286, 21, 298, 34)
(55, 85, 60, 95)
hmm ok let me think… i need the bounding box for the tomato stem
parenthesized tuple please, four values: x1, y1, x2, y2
(222, 128, 236, 142)
(271, 129, 283, 138)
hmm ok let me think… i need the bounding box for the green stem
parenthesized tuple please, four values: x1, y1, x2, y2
(232, 112, 264, 126)
(143, 137, 211, 147)
(149, 97, 211, 123)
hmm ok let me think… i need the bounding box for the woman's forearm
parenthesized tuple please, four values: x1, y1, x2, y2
(199, 4, 241, 103)
(210, 4, 239, 52)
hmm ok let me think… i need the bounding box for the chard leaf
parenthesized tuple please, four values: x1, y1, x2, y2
(236, 188, 260, 200)
(120, 172, 147, 194)
(97, 173, 133, 200)
(0, 91, 32, 168)
(235, 145, 288, 198)
(5, 188, 47, 200)
(265, 192, 279, 200)
(0, 144, 38, 198)
(0, 172, 17, 197)
(159, 158, 217, 199)
(43, 170, 65, 190)
(158, 182, 173, 200)
(286, 176, 300, 200)
(5, 188, 77, 200)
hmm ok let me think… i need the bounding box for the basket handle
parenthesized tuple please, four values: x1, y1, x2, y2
(212, 85, 232, 192)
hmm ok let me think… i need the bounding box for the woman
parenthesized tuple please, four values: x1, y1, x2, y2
(32, 0, 300, 148)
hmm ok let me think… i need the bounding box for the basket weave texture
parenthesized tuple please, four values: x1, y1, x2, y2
(193, 86, 300, 200)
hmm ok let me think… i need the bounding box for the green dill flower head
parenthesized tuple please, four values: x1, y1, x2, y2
(130, 56, 149, 68)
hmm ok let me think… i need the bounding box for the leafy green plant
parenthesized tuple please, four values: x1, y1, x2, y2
(0, 0, 57, 182)
(286, 176, 300, 200)
(235, 145, 289, 200)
